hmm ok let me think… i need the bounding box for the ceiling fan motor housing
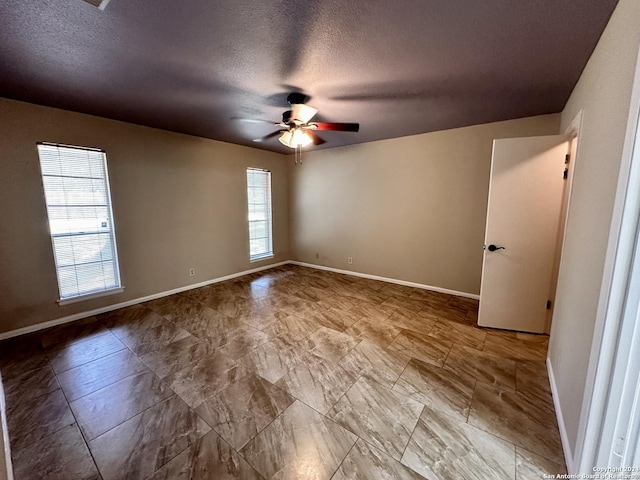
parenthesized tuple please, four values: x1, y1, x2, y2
(286, 92, 307, 105)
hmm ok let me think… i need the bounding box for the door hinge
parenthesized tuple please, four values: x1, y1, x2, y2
(565, 154, 570, 164)
(546, 300, 552, 310)
(613, 436, 625, 457)
(563, 168, 568, 180)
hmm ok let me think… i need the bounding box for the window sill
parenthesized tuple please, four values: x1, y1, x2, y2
(58, 287, 125, 306)
(250, 254, 275, 263)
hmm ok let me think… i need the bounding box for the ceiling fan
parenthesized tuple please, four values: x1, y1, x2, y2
(239, 93, 360, 150)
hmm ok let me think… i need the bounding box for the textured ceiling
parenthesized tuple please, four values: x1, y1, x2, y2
(0, 0, 619, 154)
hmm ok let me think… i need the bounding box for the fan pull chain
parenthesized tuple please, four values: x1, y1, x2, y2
(294, 145, 303, 165)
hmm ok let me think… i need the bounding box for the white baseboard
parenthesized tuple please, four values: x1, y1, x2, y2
(547, 356, 574, 473)
(0, 373, 13, 480)
(0, 261, 289, 341)
(290, 261, 480, 300)
(1, 260, 478, 341)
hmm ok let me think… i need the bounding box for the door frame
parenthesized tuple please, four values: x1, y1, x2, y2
(545, 113, 581, 333)
(573, 43, 640, 473)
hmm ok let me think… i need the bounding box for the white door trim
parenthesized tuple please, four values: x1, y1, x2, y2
(574, 43, 640, 473)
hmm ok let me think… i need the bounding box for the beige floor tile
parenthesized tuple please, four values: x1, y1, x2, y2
(423, 303, 471, 324)
(333, 439, 426, 480)
(318, 294, 362, 312)
(47, 331, 126, 373)
(7, 388, 75, 451)
(210, 325, 271, 360)
(139, 335, 206, 379)
(387, 309, 436, 336)
(143, 294, 192, 317)
(163, 351, 249, 408)
(3, 266, 562, 480)
(104, 310, 193, 356)
(302, 326, 360, 363)
(195, 373, 295, 450)
(89, 395, 210, 480)
(57, 348, 149, 401)
(234, 305, 290, 330)
(382, 295, 430, 314)
(345, 317, 402, 347)
(240, 401, 357, 479)
(98, 303, 149, 327)
(387, 329, 452, 367)
(338, 339, 410, 388)
(429, 319, 487, 350)
(39, 316, 108, 350)
(483, 331, 548, 361)
(0, 333, 49, 381)
(515, 359, 554, 407)
(150, 430, 263, 480)
(288, 285, 334, 302)
(71, 370, 173, 440)
(393, 358, 476, 420)
(444, 345, 516, 391)
(3, 364, 59, 405)
(308, 308, 363, 332)
(328, 377, 424, 460)
(276, 353, 358, 414)
(11, 423, 100, 480)
(279, 296, 328, 320)
(210, 296, 258, 318)
(174, 304, 244, 341)
(516, 447, 567, 479)
(347, 298, 395, 322)
(261, 313, 321, 342)
(402, 405, 516, 480)
(468, 383, 563, 464)
(238, 336, 308, 383)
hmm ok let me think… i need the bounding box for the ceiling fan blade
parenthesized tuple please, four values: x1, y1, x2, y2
(231, 117, 277, 125)
(291, 103, 318, 123)
(253, 130, 283, 142)
(307, 131, 326, 145)
(312, 122, 360, 132)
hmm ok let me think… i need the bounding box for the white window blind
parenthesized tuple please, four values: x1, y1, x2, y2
(246, 168, 273, 261)
(37, 143, 122, 302)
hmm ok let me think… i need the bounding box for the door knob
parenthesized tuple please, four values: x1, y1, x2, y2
(486, 244, 505, 252)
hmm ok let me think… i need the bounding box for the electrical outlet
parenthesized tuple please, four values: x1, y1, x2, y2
(348, 257, 353, 264)
(315, 252, 320, 260)
(189, 268, 195, 276)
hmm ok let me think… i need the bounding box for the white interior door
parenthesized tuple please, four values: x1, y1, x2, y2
(478, 135, 569, 333)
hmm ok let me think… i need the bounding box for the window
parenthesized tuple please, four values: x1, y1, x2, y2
(246, 167, 273, 261)
(37, 143, 122, 303)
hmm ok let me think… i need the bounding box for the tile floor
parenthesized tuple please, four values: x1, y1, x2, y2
(0, 265, 567, 479)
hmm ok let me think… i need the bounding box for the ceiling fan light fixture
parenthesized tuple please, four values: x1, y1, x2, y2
(279, 128, 313, 148)
(292, 129, 313, 148)
(278, 130, 293, 147)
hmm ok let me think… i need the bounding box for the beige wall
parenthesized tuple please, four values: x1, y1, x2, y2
(289, 115, 560, 295)
(550, 0, 640, 463)
(0, 98, 289, 334)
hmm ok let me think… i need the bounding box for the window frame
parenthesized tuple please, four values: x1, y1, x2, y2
(246, 167, 274, 262)
(36, 142, 123, 305)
